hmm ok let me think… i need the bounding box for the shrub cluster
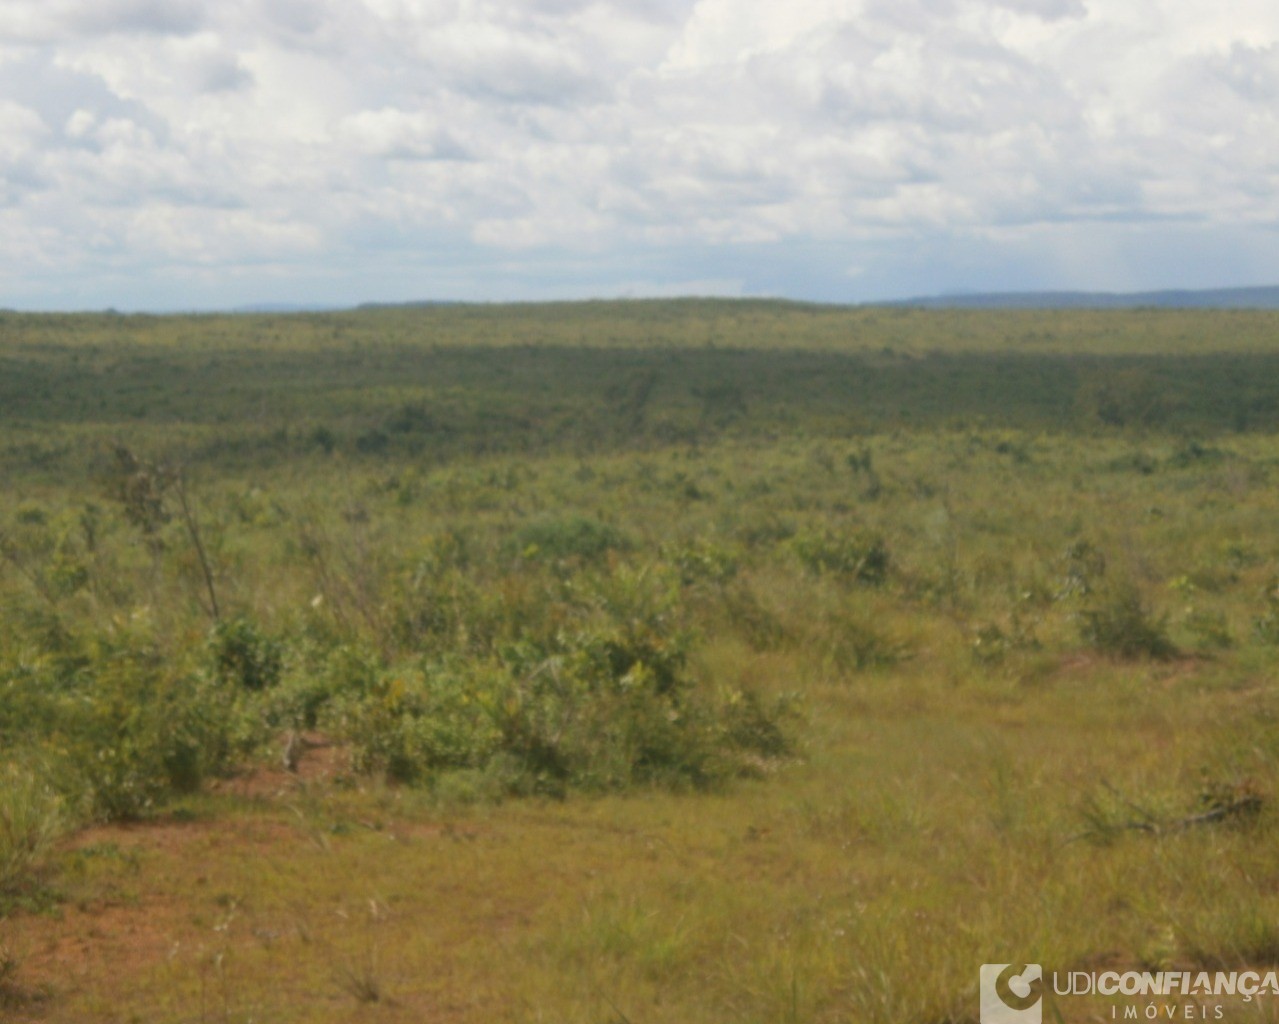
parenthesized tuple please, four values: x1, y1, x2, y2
(330, 565, 792, 795)
(1077, 583, 1177, 660)
(0, 536, 795, 818)
(789, 529, 890, 584)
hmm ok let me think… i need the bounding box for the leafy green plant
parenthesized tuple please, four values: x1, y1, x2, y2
(9, 624, 244, 819)
(331, 566, 792, 795)
(823, 617, 907, 672)
(970, 623, 1011, 665)
(0, 766, 66, 905)
(789, 529, 889, 585)
(69, 682, 238, 819)
(1253, 577, 1279, 645)
(210, 617, 284, 691)
(668, 538, 741, 588)
(1182, 606, 1233, 651)
(330, 663, 504, 784)
(1057, 540, 1107, 599)
(1078, 583, 1177, 660)
(507, 516, 630, 563)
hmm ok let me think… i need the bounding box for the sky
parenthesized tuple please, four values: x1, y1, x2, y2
(0, 0, 1277, 310)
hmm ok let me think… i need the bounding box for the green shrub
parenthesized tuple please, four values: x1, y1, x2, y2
(970, 613, 1039, 665)
(719, 585, 790, 651)
(306, 425, 337, 453)
(668, 538, 741, 588)
(506, 516, 630, 563)
(789, 529, 889, 584)
(718, 687, 794, 763)
(329, 663, 505, 784)
(4, 624, 246, 820)
(0, 766, 66, 905)
(353, 427, 390, 454)
(970, 623, 1011, 665)
(1078, 584, 1177, 660)
(259, 642, 378, 731)
(332, 567, 792, 795)
(485, 651, 790, 794)
(70, 674, 238, 819)
(823, 617, 907, 672)
(735, 514, 796, 546)
(1057, 540, 1107, 599)
(1168, 440, 1224, 468)
(210, 617, 283, 691)
(1183, 607, 1233, 651)
(1254, 578, 1279, 645)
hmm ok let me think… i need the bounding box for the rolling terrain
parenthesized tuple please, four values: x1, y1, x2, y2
(2, 301, 1279, 1022)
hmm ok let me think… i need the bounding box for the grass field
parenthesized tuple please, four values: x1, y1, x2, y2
(3, 300, 1279, 1022)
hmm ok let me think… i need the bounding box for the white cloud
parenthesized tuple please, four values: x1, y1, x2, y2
(988, 0, 1085, 21)
(2, 0, 1279, 307)
(339, 107, 478, 170)
(0, 0, 208, 42)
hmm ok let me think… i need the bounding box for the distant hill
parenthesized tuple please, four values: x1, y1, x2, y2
(356, 300, 462, 310)
(230, 302, 350, 314)
(224, 288, 1279, 314)
(889, 285, 1279, 310)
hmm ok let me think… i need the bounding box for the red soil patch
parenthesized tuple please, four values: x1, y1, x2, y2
(211, 731, 353, 800)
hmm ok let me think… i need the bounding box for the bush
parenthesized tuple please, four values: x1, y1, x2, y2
(718, 687, 794, 763)
(210, 617, 283, 691)
(719, 584, 790, 651)
(259, 642, 379, 731)
(1057, 540, 1107, 599)
(506, 516, 630, 563)
(0, 766, 66, 905)
(970, 612, 1038, 665)
(485, 649, 791, 794)
(970, 623, 1011, 665)
(790, 529, 889, 584)
(329, 663, 505, 784)
(332, 566, 792, 794)
(70, 673, 240, 819)
(1254, 578, 1279, 646)
(1183, 607, 1233, 651)
(668, 538, 741, 588)
(1078, 584, 1177, 660)
(2, 623, 246, 820)
(824, 617, 907, 672)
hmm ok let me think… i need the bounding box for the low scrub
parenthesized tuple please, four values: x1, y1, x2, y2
(789, 529, 890, 585)
(330, 565, 792, 794)
(210, 616, 284, 692)
(1077, 583, 1177, 660)
(506, 516, 630, 563)
(330, 650, 791, 796)
(0, 623, 244, 821)
(0, 765, 66, 906)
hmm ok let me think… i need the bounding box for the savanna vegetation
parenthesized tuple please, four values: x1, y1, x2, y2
(3, 300, 1279, 1021)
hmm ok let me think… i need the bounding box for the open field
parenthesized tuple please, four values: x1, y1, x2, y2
(3, 300, 1279, 1022)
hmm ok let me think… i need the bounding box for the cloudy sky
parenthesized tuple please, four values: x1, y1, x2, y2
(0, 0, 1277, 310)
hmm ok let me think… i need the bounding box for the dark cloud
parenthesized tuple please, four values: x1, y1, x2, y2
(192, 53, 254, 93)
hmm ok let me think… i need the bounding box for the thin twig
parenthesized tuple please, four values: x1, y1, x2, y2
(173, 469, 220, 623)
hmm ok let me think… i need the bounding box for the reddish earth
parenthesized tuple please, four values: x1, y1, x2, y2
(0, 737, 521, 1023)
(210, 731, 354, 799)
